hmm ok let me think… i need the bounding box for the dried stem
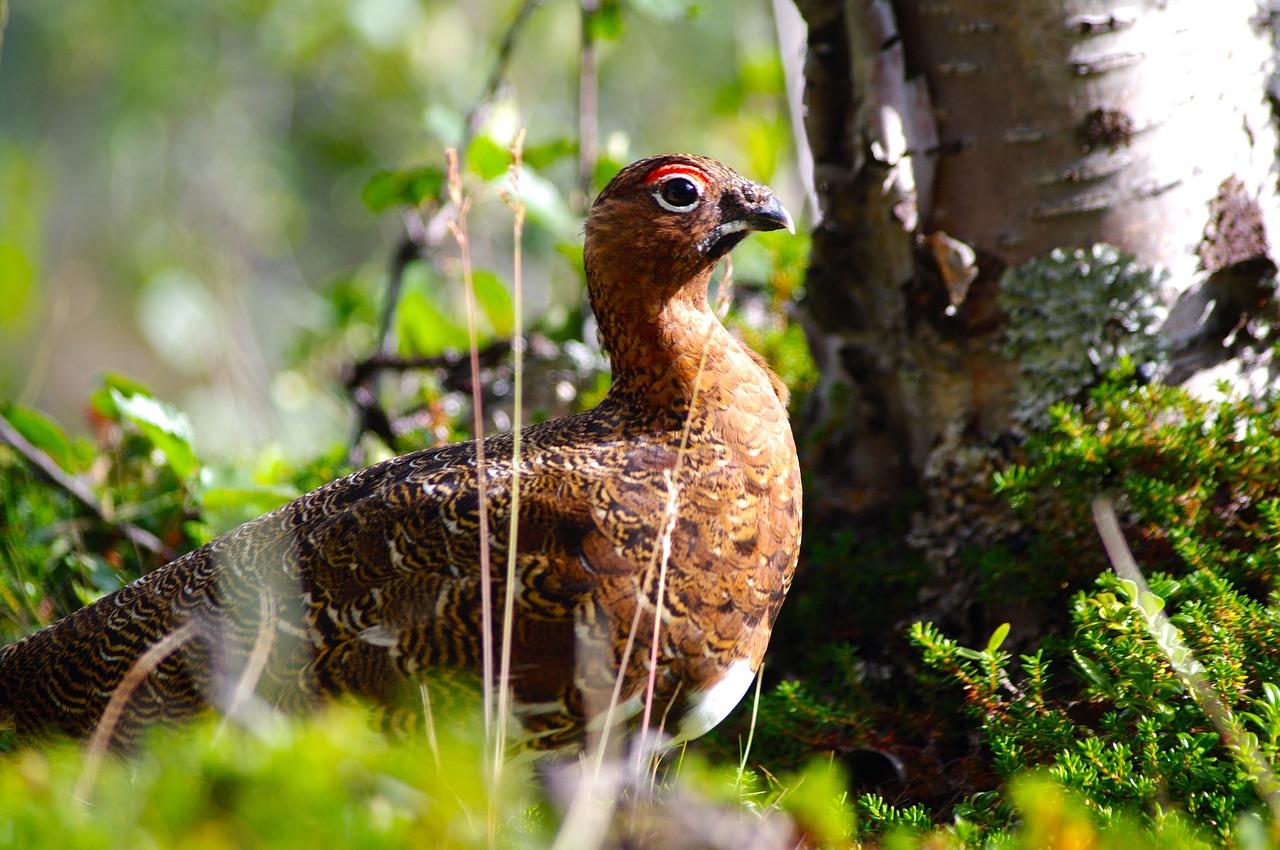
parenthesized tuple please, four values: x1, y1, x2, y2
(75, 621, 199, 804)
(444, 150, 496, 754)
(492, 129, 528, 792)
(216, 590, 279, 738)
(585, 299, 724, 776)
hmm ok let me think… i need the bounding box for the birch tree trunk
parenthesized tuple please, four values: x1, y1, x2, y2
(795, 0, 1280, 555)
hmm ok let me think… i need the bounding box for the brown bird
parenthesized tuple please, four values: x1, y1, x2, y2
(0, 154, 802, 754)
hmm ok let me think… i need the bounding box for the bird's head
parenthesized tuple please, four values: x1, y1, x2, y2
(584, 154, 794, 305)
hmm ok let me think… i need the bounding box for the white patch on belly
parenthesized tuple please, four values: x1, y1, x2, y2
(674, 659, 758, 743)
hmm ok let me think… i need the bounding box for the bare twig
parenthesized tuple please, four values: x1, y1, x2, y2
(0, 412, 174, 561)
(349, 228, 430, 457)
(216, 590, 279, 738)
(347, 343, 512, 390)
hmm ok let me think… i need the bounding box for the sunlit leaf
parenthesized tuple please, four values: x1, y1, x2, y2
(505, 167, 580, 241)
(986, 622, 1011, 654)
(109, 388, 198, 478)
(466, 135, 510, 182)
(0, 243, 33, 325)
(779, 759, 854, 846)
(630, 0, 691, 23)
(90, 372, 155, 420)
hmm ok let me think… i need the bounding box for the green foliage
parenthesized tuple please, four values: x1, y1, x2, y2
(361, 166, 446, 213)
(0, 376, 359, 642)
(995, 369, 1280, 595)
(899, 375, 1280, 845)
(909, 580, 1273, 845)
(0, 707, 540, 850)
(723, 230, 819, 407)
(1000, 244, 1165, 427)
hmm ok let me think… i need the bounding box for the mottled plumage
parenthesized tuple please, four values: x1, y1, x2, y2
(0, 154, 802, 752)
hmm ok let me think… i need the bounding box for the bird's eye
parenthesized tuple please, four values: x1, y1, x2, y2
(655, 177, 701, 212)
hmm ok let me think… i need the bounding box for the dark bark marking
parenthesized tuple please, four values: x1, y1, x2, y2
(1199, 175, 1272, 274)
(1082, 108, 1135, 150)
(1072, 51, 1144, 76)
(1066, 13, 1137, 36)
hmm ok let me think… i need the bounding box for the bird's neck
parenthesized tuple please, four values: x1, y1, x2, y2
(590, 268, 736, 411)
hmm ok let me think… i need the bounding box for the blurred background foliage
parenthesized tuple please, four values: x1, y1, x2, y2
(0, 0, 806, 459)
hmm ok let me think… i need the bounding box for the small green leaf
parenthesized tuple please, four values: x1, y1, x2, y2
(109, 388, 198, 477)
(509, 168, 580, 240)
(779, 759, 854, 845)
(466, 136, 510, 182)
(592, 156, 627, 193)
(91, 372, 157, 419)
(1137, 589, 1166, 617)
(586, 0, 623, 40)
(522, 138, 577, 170)
(1074, 652, 1111, 691)
(472, 271, 514, 337)
(361, 166, 445, 212)
(986, 622, 1011, 654)
(2, 405, 73, 470)
(0, 242, 34, 325)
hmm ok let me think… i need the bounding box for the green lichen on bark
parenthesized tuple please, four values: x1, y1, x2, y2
(1000, 243, 1164, 426)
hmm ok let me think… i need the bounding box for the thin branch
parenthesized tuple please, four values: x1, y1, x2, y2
(347, 343, 512, 390)
(0, 412, 174, 561)
(377, 222, 427, 357)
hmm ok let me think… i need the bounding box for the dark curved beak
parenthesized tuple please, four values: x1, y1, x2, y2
(702, 190, 795, 258)
(736, 195, 795, 235)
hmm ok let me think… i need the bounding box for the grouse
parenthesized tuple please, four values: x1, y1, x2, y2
(0, 154, 803, 753)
